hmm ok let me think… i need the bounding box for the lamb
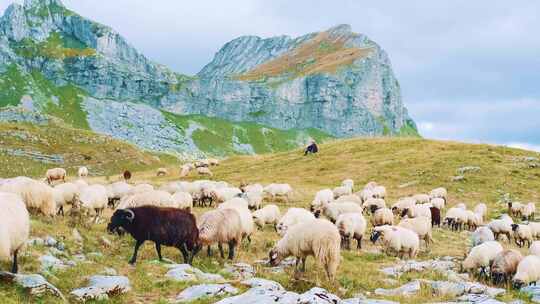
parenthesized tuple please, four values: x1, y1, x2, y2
(268, 218, 341, 281)
(522, 202, 536, 220)
(77, 166, 89, 178)
(490, 249, 523, 285)
(276, 208, 315, 236)
(473, 203, 488, 222)
(53, 182, 79, 215)
(429, 187, 448, 202)
(508, 202, 524, 217)
(333, 186, 352, 199)
(529, 241, 540, 256)
(412, 194, 430, 204)
(197, 167, 213, 176)
(252, 205, 281, 230)
(511, 224, 533, 248)
(45, 168, 66, 185)
(264, 183, 293, 202)
(0, 192, 30, 273)
(370, 225, 419, 258)
(471, 227, 495, 247)
(462, 241, 503, 277)
(341, 179, 354, 191)
(310, 189, 334, 211)
(218, 198, 254, 243)
(107, 206, 200, 264)
(172, 191, 193, 211)
(430, 197, 445, 210)
(316, 202, 362, 223)
(488, 218, 513, 242)
(336, 213, 366, 250)
(75, 184, 108, 222)
(398, 216, 433, 246)
(0, 177, 56, 217)
(156, 168, 168, 176)
(512, 255, 540, 289)
(198, 209, 243, 259)
(372, 207, 394, 227)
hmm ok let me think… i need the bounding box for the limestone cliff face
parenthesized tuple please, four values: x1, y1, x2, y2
(0, 0, 417, 156)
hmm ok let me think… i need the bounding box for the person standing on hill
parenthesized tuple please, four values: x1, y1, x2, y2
(304, 140, 319, 156)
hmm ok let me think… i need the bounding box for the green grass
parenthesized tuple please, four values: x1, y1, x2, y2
(398, 119, 421, 137)
(0, 65, 29, 107)
(11, 32, 95, 60)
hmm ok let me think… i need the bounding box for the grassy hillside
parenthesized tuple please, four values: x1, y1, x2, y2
(1, 138, 539, 303)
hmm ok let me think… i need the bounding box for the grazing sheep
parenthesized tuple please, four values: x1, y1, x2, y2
(529, 222, 540, 239)
(429, 187, 447, 202)
(391, 197, 416, 215)
(317, 202, 362, 223)
(198, 209, 243, 259)
(128, 183, 154, 195)
(341, 179, 354, 191)
(106, 181, 133, 208)
(370, 225, 419, 258)
(336, 213, 366, 250)
(333, 186, 352, 199)
(491, 249, 523, 285)
(269, 218, 341, 281)
(156, 168, 168, 176)
(252, 205, 281, 230)
(358, 189, 375, 203)
(73, 179, 88, 191)
(335, 194, 362, 205)
(364, 198, 386, 214)
(473, 203, 488, 222)
(529, 241, 540, 256)
(219, 197, 249, 210)
(218, 199, 254, 244)
(398, 216, 433, 246)
(401, 204, 431, 219)
(264, 184, 293, 202)
(76, 184, 108, 223)
(471, 227, 495, 247)
(107, 207, 200, 264)
(197, 167, 213, 176)
(311, 189, 334, 211)
(444, 207, 468, 231)
(462, 241, 503, 278)
(430, 197, 445, 210)
(211, 187, 242, 205)
(78, 166, 89, 178)
(430, 207, 441, 227)
(0, 192, 30, 273)
(372, 207, 394, 227)
(372, 186, 387, 199)
(172, 191, 193, 212)
(465, 210, 483, 231)
(522, 203, 536, 220)
(45, 168, 66, 185)
(117, 190, 173, 210)
(240, 191, 263, 210)
(180, 164, 192, 177)
(413, 194, 430, 204)
(53, 182, 79, 215)
(0, 177, 56, 217)
(123, 170, 132, 181)
(508, 202, 524, 217)
(488, 218, 514, 242)
(241, 183, 263, 194)
(512, 255, 540, 289)
(511, 224, 533, 248)
(455, 203, 467, 210)
(277, 208, 315, 236)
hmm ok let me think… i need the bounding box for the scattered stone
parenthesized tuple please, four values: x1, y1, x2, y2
(297, 287, 342, 304)
(174, 283, 238, 302)
(44, 236, 57, 247)
(223, 263, 255, 280)
(27, 237, 45, 246)
(240, 278, 283, 290)
(39, 255, 69, 272)
(520, 285, 540, 303)
(380, 258, 455, 277)
(374, 280, 420, 296)
(70, 275, 131, 302)
(430, 281, 505, 299)
(48, 247, 68, 258)
(344, 299, 399, 304)
(215, 286, 299, 304)
(165, 264, 225, 283)
(55, 242, 65, 251)
(0, 271, 65, 299)
(101, 268, 117, 276)
(457, 166, 481, 174)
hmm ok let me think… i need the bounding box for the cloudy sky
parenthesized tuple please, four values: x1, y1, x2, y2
(1, 0, 539, 151)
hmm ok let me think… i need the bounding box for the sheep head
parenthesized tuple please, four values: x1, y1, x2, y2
(107, 209, 135, 234)
(268, 247, 283, 266)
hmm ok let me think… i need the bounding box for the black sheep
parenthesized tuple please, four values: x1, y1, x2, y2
(107, 206, 201, 265)
(430, 207, 441, 227)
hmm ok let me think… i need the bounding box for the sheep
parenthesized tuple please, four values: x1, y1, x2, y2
(529, 222, 540, 239)
(413, 194, 430, 204)
(490, 249, 523, 286)
(172, 191, 193, 212)
(268, 218, 341, 281)
(207, 158, 220, 166)
(430, 207, 441, 227)
(529, 241, 540, 256)
(106, 181, 133, 208)
(430, 197, 445, 210)
(401, 204, 431, 219)
(372, 186, 386, 199)
(364, 198, 386, 214)
(522, 203, 536, 220)
(53, 182, 79, 215)
(511, 224, 533, 248)
(391, 197, 416, 215)
(264, 183, 292, 202)
(219, 197, 249, 209)
(252, 205, 281, 230)
(455, 203, 467, 210)
(341, 179, 354, 191)
(370, 225, 419, 258)
(335, 194, 362, 205)
(317, 202, 362, 223)
(398, 216, 433, 246)
(462, 241, 503, 278)
(512, 255, 540, 289)
(488, 218, 514, 242)
(180, 164, 192, 177)
(0, 177, 56, 217)
(277, 208, 315, 236)
(372, 207, 394, 227)
(211, 187, 242, 205)
(429, 187, 447, 201)
(508, 202, 524, 217)
(241, 183, 263, 194)
(45, 168, 66, 185)
(76, 184, 108, 223)
(218, 198, 254, 243)
(310, 189, 334, 211)
(444, 207, 468, 231)
(78, 166, 89, 178)
(73, 179, 88, 191)
(333, 186, 352, 199)
(473, 203, 488, 222)
(123, 170, 132, 181)
(500, 214, 514, 223)
(197, 167, 213, 176)
(336, 213, 366, 250)
(358, 189, 375, 203)
(241, 191, 263, 210)
(195, 160, 210, 168)
(117, 190, 174, 210)
(465, 210, 483, 231)
(0, 192, 30, 273)
(471, 227, 495, 247)
(107, 206, 200, 264)
(198, 208, 243, 259)
(156, 168, 168, 177)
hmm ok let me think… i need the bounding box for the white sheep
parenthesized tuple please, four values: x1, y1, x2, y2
(53, 182, 79, 215)
(471, 227, 495, 247)
(156, 168, 168, 176)
(529, 241, 540, 256)
(0, 177, 56, 217)
(398, 216, 433, 246)
(465, 210, 483, 231)
(511, 224, 533, 248)
(513, 255, 540, 289)
(277, 208, 315, 236)
(372, 186, 386, 199)
(372, 207, 394, 227)
(76, 184, 108, 222)
(197, 167, 213, 176)
(430, 197, 445, 210)
(508, 201, 524, 217)
(198, 208, 243, 259)
(333, 186, 352, 199)
(462, 241, 503, 277)
(172, 191, 193, 211)
(45, 168, 66, 185)
(78, 166, 89, 178)
(106, 181, 133, 207)
(335, 194, 362, 205)
(218, 199, 254, 244)
(522, 202, 536, 220)
(358, 189, 375, 203)
(429, 187, 447, 201)
(0, 192, 30, 273)
(336, 213, 366, 250)
(473, 203, 488, 222)
(341, 179, 354, 191)
(488, 218, 514, 242)
(128, 183, 154, 195)
(242, 191, 263, 210)
(269, 218, 341, 281)
(252, 204, 281, 230)
(117, 190, 174, 210)
(444, 207, 468, 231)
(211, 187, 242, 205)
(311, 189, 334, 211)
(241, 183, 263, 194)
(180, 164, 193, 177)
(264, 183, 292, 202)
(73, 179, 88, 191)
(402, 204, 431, 219)
(370, 225, 419, 258)
(413, 194, 430, 204)
(455, 203, 467, 210)
(319, 202, 362, 223)
(528, 222, 540, 239)
(364, 198, 386, 214)
(391, 197, 416, 215)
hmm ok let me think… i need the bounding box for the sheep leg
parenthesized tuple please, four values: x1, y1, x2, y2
(207, 246, 212, 257)
(179, 243, 189, 264)
(218, 243, 225, 259)
(227, 240, 236, 260)
(346, 237, 351, 250)
(155, 243, 163, 261)
(357, 236, 362, 249)
(301, 257, 306, 272)
(129, 240, 144, 265)
(11, 250, 18, 273)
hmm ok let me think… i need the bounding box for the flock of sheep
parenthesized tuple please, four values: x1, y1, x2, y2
(0, 163, 539, 293)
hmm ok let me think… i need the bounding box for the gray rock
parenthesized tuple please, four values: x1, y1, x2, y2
(165, 264, 225, 283)
(240, 278, 284, 290)
(0, 271, 65, 299)
(343, 299, 399, 304)
(215, 286, 299, 304)
(297, 287, 342, 304)
(457, 166, 481, 175)
(374, 280, 420, 296)
(70, 275, 131, 302)
(223, 263, 255, 280)
(44, 236, 57, 247)
(380, 259, 456, 277)
(27, 237, 45, 246)
(520, 285, 540, 303)
(39, 254, 69, 272)
(174, 283, 238, 302)
(100, 267, 117, 276)
(452, 175, 465, 182)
